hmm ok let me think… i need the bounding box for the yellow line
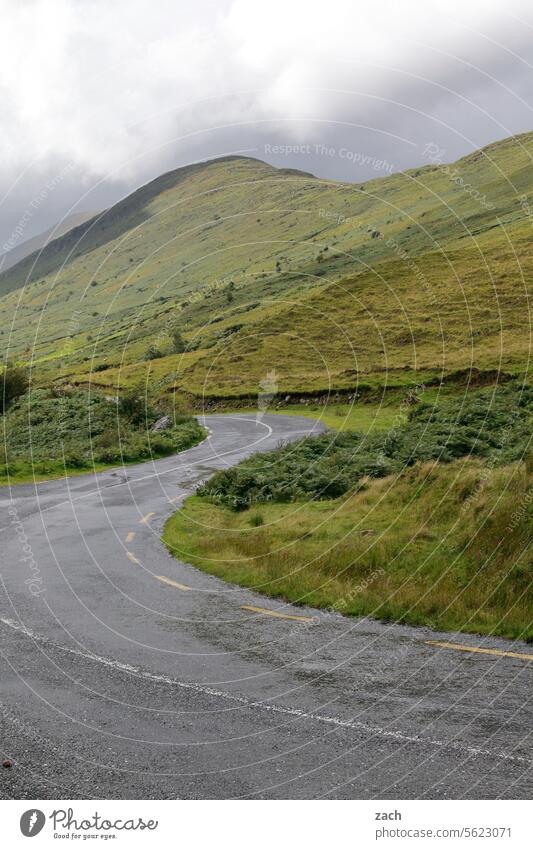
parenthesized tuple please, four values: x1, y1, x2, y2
(426, 640, 533, 662)
(139, 512, 156, 525)
(241, 604, 315, 623)
(125, 531, 136, 543)
(155, 575, 192, 591)
(127, 551, 140, 564)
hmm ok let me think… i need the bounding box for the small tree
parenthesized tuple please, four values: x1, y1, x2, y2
(144, 344, 163, 360)
(225, 281, 235, 304)
(170, 328, 186, 353)
(1, 361, 29, 413)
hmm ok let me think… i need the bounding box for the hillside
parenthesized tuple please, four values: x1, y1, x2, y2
(1, 133, 532, 401)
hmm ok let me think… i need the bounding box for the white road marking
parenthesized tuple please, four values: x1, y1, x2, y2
(0, 616, 529, 768)
(0, 414, 287, 523)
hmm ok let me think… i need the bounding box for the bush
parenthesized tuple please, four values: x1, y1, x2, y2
(170, 328, 186, 353)
(145, 344, 163, 360)
(117, 387, 155, 426)
(2, 386, 205, 472)
(1, 362, 29, 413)
(199, 383, 533, 509)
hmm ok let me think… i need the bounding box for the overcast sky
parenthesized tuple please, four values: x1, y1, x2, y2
(1, 0, 533, 250)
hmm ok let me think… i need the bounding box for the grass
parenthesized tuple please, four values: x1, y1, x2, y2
(238, 401, 406, 432)
(0, 133, 531, 404)
(0, 458, 112, 486)
(163, 457, 533, 640)
(163, 383, 532, 639)
(198, 384, 532, 508)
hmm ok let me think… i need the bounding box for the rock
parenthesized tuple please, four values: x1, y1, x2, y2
(2, 759, 13, 768)
(151, 415, 171, 432)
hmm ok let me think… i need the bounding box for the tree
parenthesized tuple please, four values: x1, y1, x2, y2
(170, 327, 186, 353)
(1, 362, 29, 414)
(118, 384, 154, 426)
(224, 280, 235, 304)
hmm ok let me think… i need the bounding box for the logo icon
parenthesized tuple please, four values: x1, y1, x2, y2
(20, 809, 46, 837)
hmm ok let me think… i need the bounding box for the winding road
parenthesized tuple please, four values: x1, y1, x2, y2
(0, 413, 532, 799)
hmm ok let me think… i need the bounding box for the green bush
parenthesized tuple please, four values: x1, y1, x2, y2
(2, 387, 205, 474)
(1, 362, 29, 413)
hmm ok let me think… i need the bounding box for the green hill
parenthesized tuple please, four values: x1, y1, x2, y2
(1, 133, 532, 401)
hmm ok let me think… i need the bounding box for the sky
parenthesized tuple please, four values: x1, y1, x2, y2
(1, 0, 533, 251)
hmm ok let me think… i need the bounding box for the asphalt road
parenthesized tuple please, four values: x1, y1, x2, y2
(0, 413, 532, 799)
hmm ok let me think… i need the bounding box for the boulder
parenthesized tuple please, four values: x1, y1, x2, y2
(151, 415, 172, 432)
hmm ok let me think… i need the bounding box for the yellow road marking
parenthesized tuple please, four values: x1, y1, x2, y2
(169, 496, 181, 504)
(125, 531, 136, 543)
(155, 575, 192, 591)
(426, 640, 533, 662)
(139, 512, 156, 525)
(241, 604, 315, 623)
(127, 551, 140, 564)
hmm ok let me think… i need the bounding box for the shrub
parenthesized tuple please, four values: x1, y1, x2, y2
(145, 344, 163, 360)
(117, 386, 155, 426)
(199, 383, 533, 508)
(1, 362, 29, 413)
(170, 328, 186, 353)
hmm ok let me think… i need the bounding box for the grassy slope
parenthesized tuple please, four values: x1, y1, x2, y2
(0, 133, 531, 401)
(163, 457, 532, 640)
(163, 383, 532, 638)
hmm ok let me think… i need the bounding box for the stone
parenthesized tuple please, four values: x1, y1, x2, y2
(151, 415, 171, 432)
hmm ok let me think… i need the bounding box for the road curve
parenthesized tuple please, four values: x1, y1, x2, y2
(0, 413, 532, 799)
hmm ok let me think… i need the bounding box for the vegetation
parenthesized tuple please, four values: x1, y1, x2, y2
(1, 361, 29, 413)
(0, 135, 531, 403)
(1, 135, 532, 637)
(164, 456, 532, 640)
(163, 382, 532, 639)
(198, 384, 532, 509)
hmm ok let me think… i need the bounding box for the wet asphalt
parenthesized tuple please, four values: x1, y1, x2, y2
(0, 413, 532, 799)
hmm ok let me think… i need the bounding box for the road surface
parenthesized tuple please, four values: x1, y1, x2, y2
(0, 414, 532, 799)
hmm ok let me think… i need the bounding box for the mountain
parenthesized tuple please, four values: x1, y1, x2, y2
(0, 135, 531, 400)
(0, 210, 99, 273)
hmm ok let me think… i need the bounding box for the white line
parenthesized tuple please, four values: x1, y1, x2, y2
(0, 616, 529, 767)
(0, 415, 283, 523)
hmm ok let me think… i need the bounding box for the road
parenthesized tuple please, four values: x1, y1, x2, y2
(0, 413, 532, 799)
